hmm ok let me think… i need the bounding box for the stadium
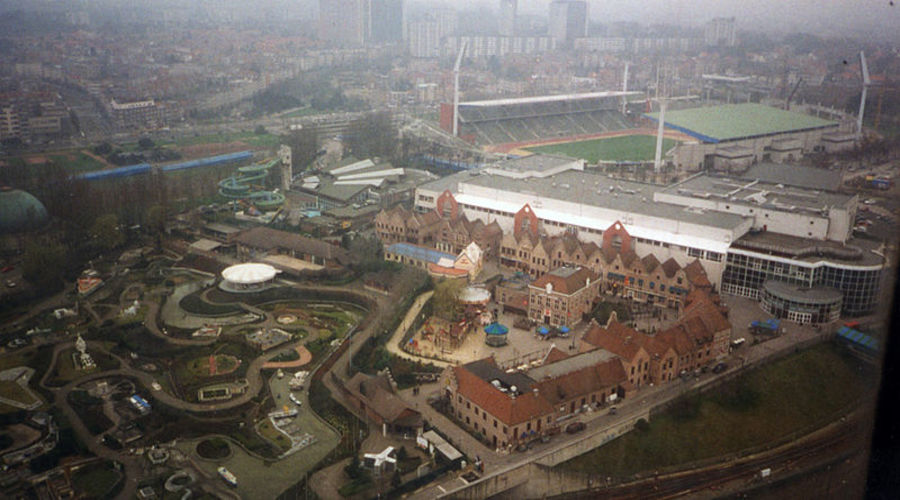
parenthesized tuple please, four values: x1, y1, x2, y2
(644, 103, 855, 172)
(437, 91, 698, 169)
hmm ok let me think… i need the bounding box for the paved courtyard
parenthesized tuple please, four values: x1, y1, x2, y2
(173, 374, 340, 498)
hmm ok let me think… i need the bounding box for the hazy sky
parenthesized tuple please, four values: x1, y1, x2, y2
(445, 0, 900, 39)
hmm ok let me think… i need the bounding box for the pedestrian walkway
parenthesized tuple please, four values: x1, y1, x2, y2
(398, 385, 495, 463)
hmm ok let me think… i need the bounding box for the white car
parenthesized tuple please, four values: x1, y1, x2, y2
(290, 394, 302, 406)
(864, 199, 877, 205)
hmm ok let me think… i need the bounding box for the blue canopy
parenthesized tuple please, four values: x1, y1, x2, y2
(484, 323, 509, 335)
(836, 325, 878, 351)
(560, 326, 570, 333)
(538, 326, 549, 335)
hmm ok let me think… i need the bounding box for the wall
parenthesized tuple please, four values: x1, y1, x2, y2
(442, 408, 651, 499)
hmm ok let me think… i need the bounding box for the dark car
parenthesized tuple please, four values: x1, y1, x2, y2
(712, 363, 728, 374)
(565, 421, 586, 434)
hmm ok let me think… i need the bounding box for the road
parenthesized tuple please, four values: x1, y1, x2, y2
(399, 299, 838, 499)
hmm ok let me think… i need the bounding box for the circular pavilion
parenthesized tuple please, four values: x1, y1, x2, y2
(220, 263, 280, 293)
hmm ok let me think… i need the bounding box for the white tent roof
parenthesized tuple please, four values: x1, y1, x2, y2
(222, 263, 280, 284)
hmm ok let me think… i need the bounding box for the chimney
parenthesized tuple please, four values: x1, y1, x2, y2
(533, 387, 539, 397)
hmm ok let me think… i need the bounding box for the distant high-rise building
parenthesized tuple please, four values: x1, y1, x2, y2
(406, 9, 456, 58)
(548, 0, 587, 46)
(369, 0, 405, 43)
(407, 20, 442, 58)
(498, 0, 516, 36)
(319, 0, 367, 46)
(705, 17, 736, 47)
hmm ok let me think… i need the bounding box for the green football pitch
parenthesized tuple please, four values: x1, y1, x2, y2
(524, 135, 678, 163)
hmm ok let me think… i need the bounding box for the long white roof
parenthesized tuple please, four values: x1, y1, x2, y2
(453, 192, 733, 254)
(461, 91, 642, 107)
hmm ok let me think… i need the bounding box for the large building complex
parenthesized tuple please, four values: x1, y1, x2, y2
(645, 103, 852, 172)
(440, 91, 640, 145)
(705, 17, 736, 47)
(413, 155, 884, 321)
(548, 0, 588, 45)
(498, 0, 517, 37)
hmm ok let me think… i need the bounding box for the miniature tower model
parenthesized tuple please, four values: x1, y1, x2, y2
(75, 333, 96, 370)
(278, 144, 292, 192)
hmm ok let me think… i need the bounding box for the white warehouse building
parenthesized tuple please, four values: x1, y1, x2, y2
(414, 156, 883, 320)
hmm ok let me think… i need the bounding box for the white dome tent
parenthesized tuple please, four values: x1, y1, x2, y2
(220, 263, 280, 293)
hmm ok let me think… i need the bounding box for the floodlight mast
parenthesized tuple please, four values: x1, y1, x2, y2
(452, 41, 468, 137)
(857, 51, 871, 142)
(621, 62, 629, 115)
(653, 99, 667, 173)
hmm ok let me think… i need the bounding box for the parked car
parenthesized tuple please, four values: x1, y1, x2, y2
(712, 363, 728, 374)
(1, 265, 13, 273)
(565, 421, 586, 434)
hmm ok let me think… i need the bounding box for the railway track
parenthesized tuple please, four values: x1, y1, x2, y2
(559, 415, 864, 500)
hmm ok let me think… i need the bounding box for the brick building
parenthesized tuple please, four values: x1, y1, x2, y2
(580, 290, 731, 385)
(375, 191, 502, 256)
(528, 266, 600, 327)
(500, 215, 711, 308)
(441, 348, 627, 449)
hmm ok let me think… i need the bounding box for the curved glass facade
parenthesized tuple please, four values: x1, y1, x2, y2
(760, 281, 843, 324)
(722, 250, 882, 317)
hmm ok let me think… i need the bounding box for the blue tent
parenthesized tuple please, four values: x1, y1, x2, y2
(560, 326, 570, 334)
(484, 323, 509, 335)
(538, 326, 549, 335)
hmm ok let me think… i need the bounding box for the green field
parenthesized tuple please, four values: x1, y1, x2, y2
(170, 131, 281, 149)
(558, 343, 871, 477)
(525, 135, 677, 163)
(3, 151, 106, 173)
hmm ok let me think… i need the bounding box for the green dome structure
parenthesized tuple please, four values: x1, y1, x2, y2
(0, 186, 48, 233)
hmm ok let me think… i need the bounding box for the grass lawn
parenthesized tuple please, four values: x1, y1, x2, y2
(72, 462, 122, 498)
(339, 476, 373, 497)
(0, 381, 39, 406)
(3, 150, 105, 173)
(170, 131, 281, 149)
(525, 135, 678, 163)
(558, 343, 872, 477)
(46, 349, 120, 387)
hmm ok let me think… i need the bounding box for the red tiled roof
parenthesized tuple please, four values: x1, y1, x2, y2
(683, 259, 711, 288)
(544, 346, 569, 364)
(533, 359, 627, 404)
(581, 320, 645, 361)
(453, 361, 553, 426)
(530, 266, 597, 295)
(661, 257, 681, 278)
(641, 254, 660, 273)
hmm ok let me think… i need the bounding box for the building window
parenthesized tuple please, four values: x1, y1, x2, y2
(466, 402, 470, 409)
(494, 420, 497, 428)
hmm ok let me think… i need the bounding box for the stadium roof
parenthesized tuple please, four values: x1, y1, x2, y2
(644, 103, 838, 143)
(462, 91, 642, 108)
